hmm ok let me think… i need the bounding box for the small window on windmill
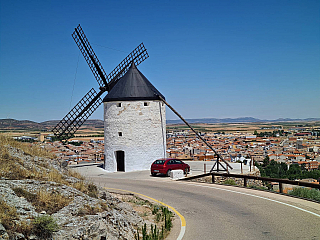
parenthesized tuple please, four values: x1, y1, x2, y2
(118, 132, 122, 137)
(117, 103, 122, 107)
(144, 102, 149, 106)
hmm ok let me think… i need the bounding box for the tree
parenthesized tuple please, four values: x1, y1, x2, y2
(301, 163, 307, 171)
(279, 162, 288, 178)
(287, 164, 302, 180)
(262, 156, 270, 167)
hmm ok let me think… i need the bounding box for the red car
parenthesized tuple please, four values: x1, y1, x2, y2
(151, 158, 190, 176)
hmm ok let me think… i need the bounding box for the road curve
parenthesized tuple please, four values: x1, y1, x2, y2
(75, 166, 320, 240)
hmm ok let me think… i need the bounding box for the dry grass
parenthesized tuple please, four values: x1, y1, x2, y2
(73, 181, 99, 198)
(66, 169, 85, 180)
(77, 201, 109, 216)
(0, 200, 18, 229)
(0, 134, 88, 186)
(48, 168, 68, 185)
(0, 200, 33, 237)
(0, 134, 55, 159)
(14, 220, 33, 237)
(12, 187, 72, 215)
(36, 190, 72, 214)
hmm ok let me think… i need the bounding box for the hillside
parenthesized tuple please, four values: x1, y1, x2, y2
(0, 136, 172, 239)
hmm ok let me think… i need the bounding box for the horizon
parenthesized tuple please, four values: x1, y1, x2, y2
(1, 1, 319, 122)
(2, 116, 320, 124)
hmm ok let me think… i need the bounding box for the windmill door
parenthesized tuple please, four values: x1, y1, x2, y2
(116, 151, 125, 172)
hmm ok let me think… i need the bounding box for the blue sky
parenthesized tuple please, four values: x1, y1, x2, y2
(0, 0, 319, 122)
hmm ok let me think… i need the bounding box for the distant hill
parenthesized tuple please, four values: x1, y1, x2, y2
(1, 117, 319, 130)
(0, 119, 45, 130)
(0, 119, 104, 131)
(167, 117, 320, 124)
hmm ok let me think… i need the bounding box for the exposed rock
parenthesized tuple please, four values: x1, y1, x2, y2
(0, 223, 9, 240)
(0, 145, 145, 240)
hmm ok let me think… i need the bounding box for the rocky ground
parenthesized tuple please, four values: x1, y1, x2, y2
(0, 137, 167, 240)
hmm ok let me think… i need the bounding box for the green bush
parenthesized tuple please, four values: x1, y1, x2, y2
(289, 187, 320, 202)
(223, 179, 236, 185)
(247, 185, 268, 190)
(33, 215, 59, 238)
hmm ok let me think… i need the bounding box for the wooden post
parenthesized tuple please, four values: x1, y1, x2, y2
(241, 162, 243, 174)
(279, 182, 283, 193)
(204, 163, 206, 174)
(253, 158, 255, 171)
(250, 158, 252, 172)
(212, 174, 215, 183)
(244, 177, 247, 187)
(217, 156, 219, 172)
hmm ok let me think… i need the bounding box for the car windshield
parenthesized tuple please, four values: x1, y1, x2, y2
(154, 160, 165, 165)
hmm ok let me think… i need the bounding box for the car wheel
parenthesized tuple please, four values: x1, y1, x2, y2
(151, 173, 157, 176)
(166, 169, 172, 177)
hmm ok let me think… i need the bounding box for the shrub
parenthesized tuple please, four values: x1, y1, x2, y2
(247, 185, 268, 190)
(289, 187, 320, 202)
(224, 179, 236, 185)
(87, 183, 99, 198)
(32, 215, 59, 238)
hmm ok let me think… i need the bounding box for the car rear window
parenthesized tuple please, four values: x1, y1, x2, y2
(154, 160, 165, 165)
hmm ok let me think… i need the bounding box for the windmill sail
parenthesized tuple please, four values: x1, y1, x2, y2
(52, 24, 150, 141)
(108, 43, 149, 89)
(52, 88, 103, 140)
(72, 24, 108, 88)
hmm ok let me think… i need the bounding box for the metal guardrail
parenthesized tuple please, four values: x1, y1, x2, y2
(180, 172, 320, 193)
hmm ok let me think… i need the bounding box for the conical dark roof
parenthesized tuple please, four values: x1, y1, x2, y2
(103, 62, 165, 102)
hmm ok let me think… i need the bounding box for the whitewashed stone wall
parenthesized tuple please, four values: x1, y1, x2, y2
(104, 100, 166, 172)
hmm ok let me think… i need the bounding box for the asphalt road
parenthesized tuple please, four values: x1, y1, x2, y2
(74, 165, 320, 240)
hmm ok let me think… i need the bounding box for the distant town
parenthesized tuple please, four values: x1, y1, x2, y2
(4, 119, 319, 177)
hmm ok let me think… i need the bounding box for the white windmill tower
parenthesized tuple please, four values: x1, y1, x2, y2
(103, 62, 166, 172)
(52, 25, 166, 172)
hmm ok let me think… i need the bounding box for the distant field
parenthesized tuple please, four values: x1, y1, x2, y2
(167, 121, 320, 134)
(1, 120, 319, 140)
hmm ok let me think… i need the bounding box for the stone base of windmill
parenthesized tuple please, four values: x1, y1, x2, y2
(169, 169, 185, 180)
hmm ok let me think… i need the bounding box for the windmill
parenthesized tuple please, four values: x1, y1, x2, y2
(53, 24, 232, 173)
(52, 24, 149, 141)
(53, 24, 167, 172)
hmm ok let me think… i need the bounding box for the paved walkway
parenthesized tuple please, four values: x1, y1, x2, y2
(70, 161, 257, 180)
